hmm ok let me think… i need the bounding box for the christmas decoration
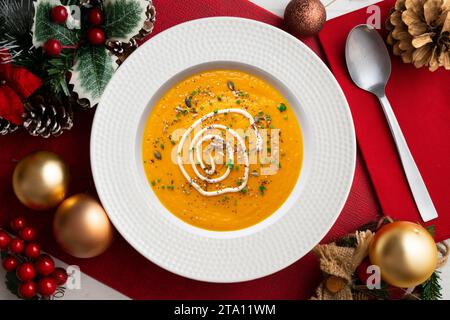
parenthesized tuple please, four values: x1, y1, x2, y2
(35, 254, 55, 276)
(18, 282, 37, 299)
(88, 7, 104, 25)
(9, 238, 25, 254)
(284, 0, 326, 37)
(50, 5, 69, 24)
(10, 218, 26, 232)
(12, 151, 70, 210)
(52, 267, 68, 285)
(0, 117, 18, 135)
(1, 217, 68, 299)
(369, 221, 438, 288)
(53, 194, 114, 258)
(386, 0, 450, 71)
(37, 277, 57, 296)
(0, 0, 156, 137)
(310, 218, 447, 300)
(16, 263, 36, 282)
(23, 94, 74, 138)
(18, 227, 35, 241)
(0, 54, 42, 125)
(43, 39, 63, 57)
(24, 243, 41, 259)
(87, 27, 106, 45)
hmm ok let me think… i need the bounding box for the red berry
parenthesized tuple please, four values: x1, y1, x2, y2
(88, 8, 103, 25)
(9, 238, 24, 254)
(87, 27, 105, 45)
(24, 242, 41, 259)
(37, 277, 57, 297)
(51, 267, 68, 285)
(35, 254, 55, 276)
(19, 282, 36, 299)
(2, 256, 18, 272)
(10, 217, 26, 231)
(44, 39, 62, 57)
(19, 227, 35, 241)
(0, 230, 10, 249)
(51, 5, 68, 24)
(16, 263, 36, 282)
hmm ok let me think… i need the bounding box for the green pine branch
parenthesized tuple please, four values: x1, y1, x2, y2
(421, 271, 442, 300)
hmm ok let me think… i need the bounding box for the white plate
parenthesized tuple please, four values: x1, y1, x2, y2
(91, 17, 356, 283)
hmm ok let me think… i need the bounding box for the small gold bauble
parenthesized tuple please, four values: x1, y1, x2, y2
(53, 194, 114, 258)
(369, 221, 437, 288)
(284, 0, 326, 37)
(13, 151, 70, 210)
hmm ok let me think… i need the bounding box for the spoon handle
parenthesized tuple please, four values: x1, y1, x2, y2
(377, 94, 438, 222)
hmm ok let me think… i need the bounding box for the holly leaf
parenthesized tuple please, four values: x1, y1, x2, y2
(32, 0, 80, 47)
(69, 45, 116, 106)
(104, 0, 148, 42)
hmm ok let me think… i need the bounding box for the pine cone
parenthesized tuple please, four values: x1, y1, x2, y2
(386, 0, 450, 71)
(0, 116, 18, 135)
(23, 95, 73, 138)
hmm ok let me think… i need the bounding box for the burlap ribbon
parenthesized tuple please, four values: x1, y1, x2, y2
(310, 231, 374, 300)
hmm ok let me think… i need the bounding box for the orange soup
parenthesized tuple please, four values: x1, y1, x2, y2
(142, 70, 303, 231)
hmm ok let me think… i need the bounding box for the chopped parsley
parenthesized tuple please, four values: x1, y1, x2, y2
(259, 185, 266, 195)
(277, 103, 287, 112)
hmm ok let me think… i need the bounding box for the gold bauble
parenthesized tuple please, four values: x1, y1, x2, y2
(13, 151, 70, 210)
(284, 0, 326, 37)
(369, 221, 437, 288)
(53, 194, 114, 258)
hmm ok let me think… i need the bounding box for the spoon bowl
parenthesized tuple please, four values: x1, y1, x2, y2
(345, 24, 391, 95)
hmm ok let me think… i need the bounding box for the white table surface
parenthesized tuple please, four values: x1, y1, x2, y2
(1, 0, 448, 300)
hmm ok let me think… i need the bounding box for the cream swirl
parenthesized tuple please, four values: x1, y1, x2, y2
(177, 108, 262, 196)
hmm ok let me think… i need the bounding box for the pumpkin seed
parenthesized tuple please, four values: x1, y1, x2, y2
(227, 80, 235, 91)
(185, 97, 192, 108)
(154, 150, 162, 160)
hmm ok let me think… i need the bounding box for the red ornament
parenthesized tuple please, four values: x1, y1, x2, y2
(51, 5, 68, 24)
(37, 277, 57, 296)
(43, 39, 62, 57)
(9, 238, 24, 254)
(87, 27, 105, 45)
(19, 227, 35, 241)
(16, 263, 36, 282)
(10, 217, 26, 231)
(35, 254, 55, 276)
(18, 282, 36, 299)
(88, 8, 103, 25)
(2, 256, 18, 272)
(51, 267, 68, 285)
(0, 230, 10, 249)
(24, 242, 41, 259)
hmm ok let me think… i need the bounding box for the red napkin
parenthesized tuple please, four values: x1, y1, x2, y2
(0, 0, 380, 299)
(319, 0, 450, 242)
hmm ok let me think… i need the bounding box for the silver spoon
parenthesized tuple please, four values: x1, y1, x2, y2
(345, 24, 438, 222)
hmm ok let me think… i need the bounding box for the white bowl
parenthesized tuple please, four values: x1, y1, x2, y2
(91, 17, 356, 282)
